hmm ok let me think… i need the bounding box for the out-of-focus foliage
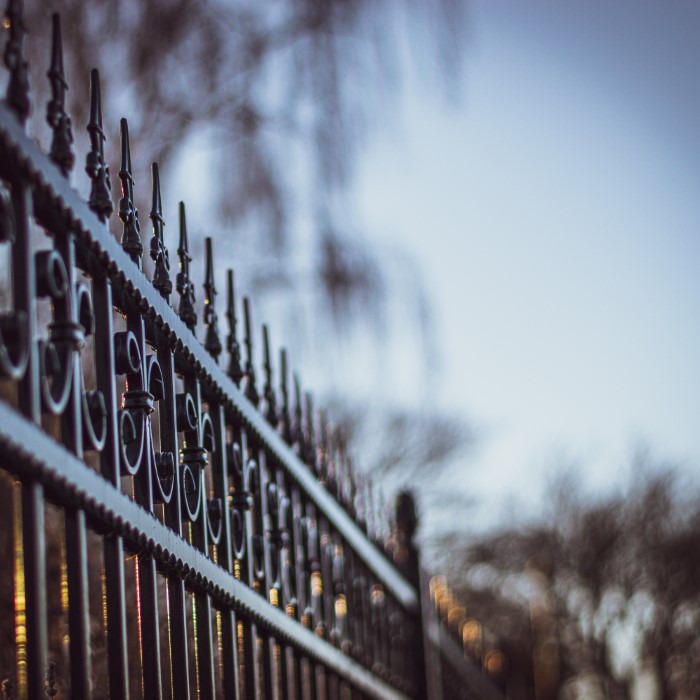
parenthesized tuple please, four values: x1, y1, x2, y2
(20, 0, 468, 330)
(435, 461, 700, 699)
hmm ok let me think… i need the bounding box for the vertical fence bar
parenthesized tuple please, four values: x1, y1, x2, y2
(187, 376, 216, 699)
(92, 273, 129, 699)
(158, 335, 192, 700)
(53, 218, 93, 698)
(212, 403, 241, 700)
(148, 168, 184, 699)
(118, 117, 163, 700)
(11, 175, 47, 700)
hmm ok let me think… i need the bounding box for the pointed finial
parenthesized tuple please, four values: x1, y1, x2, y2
(366, 474, 376, 541)
(85, 69, 112, 222)
(46, 14, 73, 176)
(118, 118, 142, 264)
(356, 470, 367, 533)
(242, 297, 259, 406)
(149, 163, 172, 297)
(225, 269, 243, 385)
(262, 325, 277, 426)
(318, 410, 330, 485)
(176, 202, 197, 330)
(292, 372, 304, 454)
(203, 237, 222, 360)
(279, 348, 293, 444)
(346, 454, 356, 517)
(4, 0, 30, 124)
(304, 392, 317, 470)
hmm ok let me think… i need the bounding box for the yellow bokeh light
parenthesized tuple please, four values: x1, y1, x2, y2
(484, 650, 506, 676)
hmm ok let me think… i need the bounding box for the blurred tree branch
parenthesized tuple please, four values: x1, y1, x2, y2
(433, 460, 700, 698)
(21, 0, 469, 334)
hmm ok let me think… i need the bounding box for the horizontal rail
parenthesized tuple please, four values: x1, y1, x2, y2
(0, 398, 409, 700)
(0, 100, 418, 613)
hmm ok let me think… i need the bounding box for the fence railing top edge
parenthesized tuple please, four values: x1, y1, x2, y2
(0, 99, 418, 612)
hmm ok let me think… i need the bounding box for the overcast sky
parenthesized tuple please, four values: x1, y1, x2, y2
(347, 0, 700, 527)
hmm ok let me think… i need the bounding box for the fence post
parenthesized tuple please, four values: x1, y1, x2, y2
(394, 491, 430, 699)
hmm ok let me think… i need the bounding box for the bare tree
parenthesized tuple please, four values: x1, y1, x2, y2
(20, 0, 469, 334)
(433, 461, 700, 699)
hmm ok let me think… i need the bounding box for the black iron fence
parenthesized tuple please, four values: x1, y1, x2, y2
(0, 2, 505, 698)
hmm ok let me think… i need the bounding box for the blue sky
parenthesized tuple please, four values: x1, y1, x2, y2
(348, 0, 700, 524)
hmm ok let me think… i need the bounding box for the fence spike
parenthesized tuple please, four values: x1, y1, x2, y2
(356, 470, 366, 532)
(225, 269, 243, 385)
(149, 163, 172, 297)
(176, 201, 197, 330)
(242, 297, 259, 406)
(304, 391, 317, 470)
(86, 69, 112, 222)
(46, 13, 73, 176)
(366, 474, 376, 541)
(345, 453, 356, 514)
(203, 237, 222, 360)
(118, 118, 142, 264)
(318, 409, 329, 485)
(279, 348, 292, 443)
(3, 0, 30, 124)
(293, 372, 304, 454)
(262, 324, 278, 426)
(330, 426, 347, 500)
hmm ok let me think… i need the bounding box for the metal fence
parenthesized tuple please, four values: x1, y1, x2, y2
(0, 2, 505, 699)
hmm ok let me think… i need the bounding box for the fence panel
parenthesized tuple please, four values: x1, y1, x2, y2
(0, 3, 436, 699)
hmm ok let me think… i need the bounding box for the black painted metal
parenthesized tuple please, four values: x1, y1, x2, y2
(0, 4, 485, 698)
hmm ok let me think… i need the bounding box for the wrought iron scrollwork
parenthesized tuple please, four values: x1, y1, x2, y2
(36, 250, 73, 415)
(228, 441, 262, 578)
(228, 442, 248, 562)
(0, 182, 27, 380)
(0, 183, 16, 243)
(113, 330, 174, 503)
(0, 309, 27, 380)
(177, 391, 215, 522)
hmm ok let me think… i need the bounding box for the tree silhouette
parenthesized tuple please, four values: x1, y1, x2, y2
(433, 461, 700, 698)
(21, 0, 468, 332)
